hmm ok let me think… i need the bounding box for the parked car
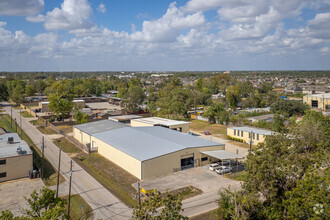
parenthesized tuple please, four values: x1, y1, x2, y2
(217, 160, 230, 166)
(209, 163, 221, 171)
(204, 130, 211, 135)
(215, 167, 232, 175)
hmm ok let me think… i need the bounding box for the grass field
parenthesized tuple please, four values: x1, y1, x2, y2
(62, 194, 94, 220)
(37, 126, 58, 135)
(53, 137, 139, 207)
(1, 114, 65, 186)
(225, 171, 246, 181)
(30, 119, 43, 125)
(19, 111, 34, 118)
(190, 209, 219, 220)
(57, 125, 73, 133)
(190, 120, 228, 138)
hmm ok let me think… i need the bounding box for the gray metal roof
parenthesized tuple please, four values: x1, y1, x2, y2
(92, 126, 223, 161)
(0, 133, 32, 158)
(228, 126, 274, 135)
(201, 150, 244, 160)
(74, 120, 127, 135)
(131, 117, 190, 126)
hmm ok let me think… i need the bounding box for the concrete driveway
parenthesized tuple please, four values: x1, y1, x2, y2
(0, 178, 44, 216)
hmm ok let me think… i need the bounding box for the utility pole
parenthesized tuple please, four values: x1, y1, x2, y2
(10, 106, 12, 126)
(20, 109, 22, 138)
(68, 160, 73, 218)
(15, 118, 17, 132)
(56, 148, 62, 198)
(41, 136, 44, 179)
(137, 181, 141, 212)
(249, 131, 253, 150)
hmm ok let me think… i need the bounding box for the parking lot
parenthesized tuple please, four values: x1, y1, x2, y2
(0, 178, 44, 216)
(135, 165, 242, 194)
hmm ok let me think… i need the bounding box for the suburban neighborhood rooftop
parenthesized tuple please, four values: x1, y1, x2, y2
(73, 119, 127, 135)
(229, 126, 274, 135)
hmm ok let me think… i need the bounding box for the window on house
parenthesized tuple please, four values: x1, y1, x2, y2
(241, 131, 243, 137)
(249, 132, 251, 138)
(0, 159, 6, 165)
(253, 133, 255, 140)
(257, 134, 259, 140)
(234, 129, 236, 136)
(0, 172, 6, 178)
(201, 157, 208, 162)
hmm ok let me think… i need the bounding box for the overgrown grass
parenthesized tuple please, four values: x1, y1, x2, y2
(1, 114, 65, 186)
(225, 171, 246, 181)
(57, 125, 73, 133)
(62, 194, 94, 220)
(19, 111, 34, 118)
(166, 186, 203, 200)
(190, 120, 228, 137)
(30, 119, 43, 125)
(37, 126, 58, 135)
(53, 137, 139, 207)
(190, 209, 219, 220)
(13, 106, 22, 110)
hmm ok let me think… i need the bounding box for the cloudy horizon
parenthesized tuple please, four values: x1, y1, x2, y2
(0, 0, 330, 71)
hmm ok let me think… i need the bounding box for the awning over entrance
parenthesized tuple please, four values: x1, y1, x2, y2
(201, 150, 244, 160)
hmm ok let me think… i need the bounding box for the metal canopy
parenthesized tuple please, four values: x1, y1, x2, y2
(201, 150, 244, 160)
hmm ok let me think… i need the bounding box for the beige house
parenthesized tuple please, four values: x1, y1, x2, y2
(0, 133, 33, 182)
(303, 93, 330, 112)
(74, 120, 226, 179)
(227, 127, 275, 145)
(131, 117, 190, 133)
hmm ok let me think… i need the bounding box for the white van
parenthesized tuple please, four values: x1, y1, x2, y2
(209, 163, 221, 171)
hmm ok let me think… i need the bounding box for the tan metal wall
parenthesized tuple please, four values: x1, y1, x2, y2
(303, 96, 330, 111)
(0, 154, 33, 182)
(73, 127, 92, 146)
(90, 136, 142, 179)
(130, 120, 154, 127)
(227, 128, 266, 145)
(141, 145, 225, 179)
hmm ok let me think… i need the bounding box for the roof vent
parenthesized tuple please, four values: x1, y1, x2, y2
(8, 137, 14, 144)
(17, 146, 23, 154)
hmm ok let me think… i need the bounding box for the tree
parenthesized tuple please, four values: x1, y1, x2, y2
(0, 188, 67, 219)
(226, 85, 240, 110)
(11, 85, 25, 105)
(132, 190, 188, 220)
(270, 99, 309, 117)
(25, 85, 36, 96)
(271, 114, 286, 133)
(122, 85, 145, 113)
(48, 93, 73, 118)
(0, 82, 8, 101)
(74, 110, 88, 124)
(217, 111, 329, 219)
(203, 102, 226, 124)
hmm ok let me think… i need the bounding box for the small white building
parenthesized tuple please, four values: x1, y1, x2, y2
(130, 117, 190, 133)
(0, 133, 33, 182)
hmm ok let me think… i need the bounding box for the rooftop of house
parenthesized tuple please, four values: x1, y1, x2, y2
(0, 133, 32, 158)
(131, 117, 190, 126)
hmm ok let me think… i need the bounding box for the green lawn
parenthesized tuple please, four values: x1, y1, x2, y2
(53, 137, 139, 207)
(19, 111, 34, 118)
(13, 106, 22, 109)
(0, 115, 12, 132)
(62, 194, 94, 220)
(190, 120, 228, 137)
(1, 114, 65, 186)
(57, 125, 73, 133)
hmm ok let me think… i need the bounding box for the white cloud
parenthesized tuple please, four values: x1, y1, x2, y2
(44, 0, 94, 31)
(320, 47, 329, 54)
(97, 3, 106, 13)
(0, 21, 7, 27)
(183, 0, 223, 12)
(131, 2, 205, 43)
(0, 0, 44, 16)
(26, 14, 45, 23)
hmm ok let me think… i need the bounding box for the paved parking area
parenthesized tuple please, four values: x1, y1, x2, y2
(0, 178, 44, 216)
(135, 165, 241, 193)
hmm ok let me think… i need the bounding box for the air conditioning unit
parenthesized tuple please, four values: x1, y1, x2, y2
(8, 137, 14, 144)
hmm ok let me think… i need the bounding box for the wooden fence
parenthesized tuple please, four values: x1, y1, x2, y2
(20, 103, 37, 117)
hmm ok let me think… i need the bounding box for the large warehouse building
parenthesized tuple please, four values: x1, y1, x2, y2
(73, 120, 225, 179)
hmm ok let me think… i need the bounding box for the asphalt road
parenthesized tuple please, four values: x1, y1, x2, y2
(3, 103, 132, 220)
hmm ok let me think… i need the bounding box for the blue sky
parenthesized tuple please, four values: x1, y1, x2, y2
(0, 0, 329, 71)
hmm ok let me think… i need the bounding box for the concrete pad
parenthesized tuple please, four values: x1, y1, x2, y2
(0, 178, 44, 216)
